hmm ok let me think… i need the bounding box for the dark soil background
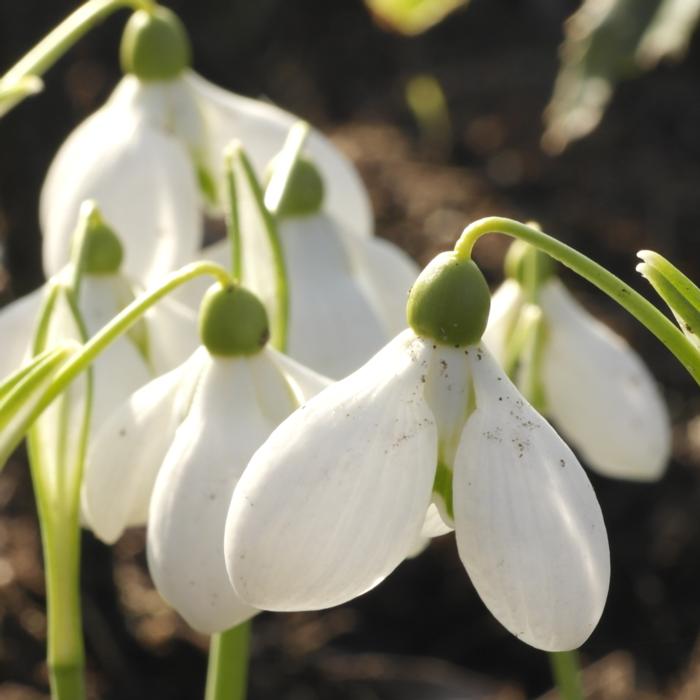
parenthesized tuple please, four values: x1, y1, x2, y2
(1, 0, 700, 698)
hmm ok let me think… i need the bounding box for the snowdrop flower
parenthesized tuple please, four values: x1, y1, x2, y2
(226, 250, 610, 652)
(484, 241, 671, 481)
(82, 282, 330, 633)
(41, 6, 372, 286)
(201, 153, 419, 378)
(0, 203, 151, 428)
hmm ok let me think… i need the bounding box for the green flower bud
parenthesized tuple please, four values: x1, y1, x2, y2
(504, 240, 555, 287)
(407, 251, 491, 346)
(199, 283, 270, 356)
(120, 7, 191, 82)
(73, 204, 124, 275)
(267, 156, 324, 219)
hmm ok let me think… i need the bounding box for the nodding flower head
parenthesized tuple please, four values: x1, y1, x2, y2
(225, 249, 610, 652)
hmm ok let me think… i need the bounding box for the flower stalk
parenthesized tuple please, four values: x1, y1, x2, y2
(0, 0, 155, 118)
(549, 650, 584, 700)
(456, 217, 700, 385)
(204, 622, 251, 700)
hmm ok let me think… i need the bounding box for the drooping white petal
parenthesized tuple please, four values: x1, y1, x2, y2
(454, 347, 609, 651)
(482, 279, 525, 363)
(225, 330, 438, 611)
(185, 71, 373, 238)
(147, 352, 296, 633)
(144, 294, 199, 374)
(263, 346, 332, 402)
(539, 280, 671, 480)
(40, 86, 201, 286)
(337, 228, 419, 336)
(82, 348, 207, 543)
(420, 503, 453, 538)
(279, 214, 389, 378)
(0, 288, 45, 381)
(77, 276, 153, 428)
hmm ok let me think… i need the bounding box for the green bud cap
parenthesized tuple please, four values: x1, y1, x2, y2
(504, 240, 555, 286)
(198, 283, 270, 356)
(120, 7, 191, 81)
(407, 251, 491, 346)
(267, 156, 324, 218)
(73, 203, 124, 275)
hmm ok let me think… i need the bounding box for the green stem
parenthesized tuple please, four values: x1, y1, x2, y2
(2, 0, 150, 86)
(549, 650, 584, 700)
(456, 217, 700, 385)
(205, 623, 251, 700)
(223, 149, 242, 282)
(9, 262, 231, 451)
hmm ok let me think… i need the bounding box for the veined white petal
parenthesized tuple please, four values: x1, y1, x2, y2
(337, 228, 419, 336)
(185, 71, 373, 238)
(263, 346, 332, 403)
(279, 214, 388, 378)
(0, 288, 45, 381)
(40, 94, 201, 286)
(454, 347, 609, 651)
(82, 348, 207, 543)
(539, 280, 671, 480)
(482, 279, 525, 363)
(145, 295, 199, 374)
(77, 276, 152, 428)
(225, 330, 438, 611)
(147, 352, 296, 633)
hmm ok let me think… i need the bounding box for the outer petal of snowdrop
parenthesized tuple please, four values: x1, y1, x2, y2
(338, 229, 419, 336)
(40, 96, 200, 286)
(145, 295, 199, 374)
(185, 72, 373, 239)
(226, 331, 438, 611)
(77, 276, 152, 427)
(147, 353, 296, 633)
(0, 288, 44, 380)
(453, 347, 610, 651)
(82, 349, 207, 543)
(263, 346, 332, 401)
(539, 280, 671, 480)
(482, 279, 524, 361)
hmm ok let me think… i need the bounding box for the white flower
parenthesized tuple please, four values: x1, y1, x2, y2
(40, 73, 371, 287)
(200, 207, 419, 379)
(225, 330, 610, 652)
(484, 277, 671, 480)
(82, 287, 330, 634)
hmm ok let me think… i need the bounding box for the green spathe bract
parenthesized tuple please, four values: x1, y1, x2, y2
(407, 251, 490, 346)
(505, 239, 555, 287)
(120, 6, 191, 82)
(268, 156, 325, 219)
(199, 283, 270, 356)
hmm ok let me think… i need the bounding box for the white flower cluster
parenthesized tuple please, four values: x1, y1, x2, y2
(0, 4, 672, 659)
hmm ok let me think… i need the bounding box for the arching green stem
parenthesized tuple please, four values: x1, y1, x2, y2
(0, 0, 154, 117)
(1, 261, 232, 465)
(455, 217, 700, 384)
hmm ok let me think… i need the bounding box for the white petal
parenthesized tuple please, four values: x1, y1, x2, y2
(262, 346, 332, 402)
(420, 503, 453, 538)
(0, 288, 45, 381)
(144, 295, 199, 374)
(225, 331, 438, 611)
(40, 85, 201, 286)
(454, 347, 610, 651)
(77, 276, 153, 428)
(147, 353, 296, 633)
(337, 228, 419, 336)
(482, 279, 525, 363)
(186, 71, 373, 238)
(82, 348, 207, 543)
(280, 214, 389, 378)
(539, 280, 671, 480)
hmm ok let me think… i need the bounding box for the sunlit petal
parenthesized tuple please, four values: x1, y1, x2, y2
(453, 347, 610, 651)
(226, 331, 438, 611)
(0, 288, 45, 381)
(482, 279, 524, 363)
(539, 280, 671, 480)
